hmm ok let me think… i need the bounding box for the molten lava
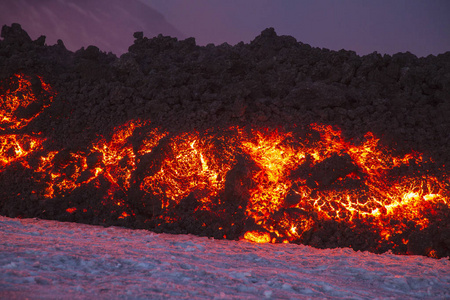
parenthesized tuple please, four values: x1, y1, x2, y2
(1, 74, 449, 257)
(33, 120, 164, 200)
(0, 73, 54, 130)
(236, 125, 448, 245)
(0, 74, 52, 169)
(0, 134, 45, 169)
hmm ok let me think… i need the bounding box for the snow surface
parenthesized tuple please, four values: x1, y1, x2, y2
(0, 216, 449, 299)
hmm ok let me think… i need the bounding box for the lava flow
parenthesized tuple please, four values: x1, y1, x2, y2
(0, 74, 51, 169)
(0, 73, 54, 130)
(1, 73, 449, 258)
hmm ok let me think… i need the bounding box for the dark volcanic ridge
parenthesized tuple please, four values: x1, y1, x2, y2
(0, 0, 184, 55)
(2, 24, 449, 161)
(1, 23, 449, 258)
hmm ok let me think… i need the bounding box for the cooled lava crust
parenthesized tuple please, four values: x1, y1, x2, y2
(1, 24, 449, 258)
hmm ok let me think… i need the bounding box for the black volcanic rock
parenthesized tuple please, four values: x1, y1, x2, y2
(1, 23, 449, 166)
(1, 24, 449, 258)
(302, 154, 359, 189)
(1, 23, 32, 46)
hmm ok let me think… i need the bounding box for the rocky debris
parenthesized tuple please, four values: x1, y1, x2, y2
(1, 24, 448, 164)
(296, 153, 359, 189)
(1, 24, 449, 257)
(1, 23, 32, 46)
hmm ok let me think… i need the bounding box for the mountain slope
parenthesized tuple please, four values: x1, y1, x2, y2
(0, 0, 184, 54)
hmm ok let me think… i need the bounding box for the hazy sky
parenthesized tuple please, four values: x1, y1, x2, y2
(143, 0, 450, 57)
(0, 0, 448, 56)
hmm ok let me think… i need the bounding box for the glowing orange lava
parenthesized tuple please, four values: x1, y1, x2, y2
(23, 123, 450, 243)
(0, 73, 55, 130)
(244, 231, 272, 243)
(141, 131, 234, 210)
(0, 74, 52, 169)
(236, 125, 449, 244)
(33, 120, 166, 201)
(0, 134, 45, 169)
(1, 74, 449, 257)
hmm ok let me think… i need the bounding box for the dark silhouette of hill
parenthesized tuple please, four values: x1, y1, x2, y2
(0, 0, 184, 54)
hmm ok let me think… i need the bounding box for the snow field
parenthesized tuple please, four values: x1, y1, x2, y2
(0, 216, 449, 299)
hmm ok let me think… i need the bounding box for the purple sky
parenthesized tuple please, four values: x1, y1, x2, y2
(144, 0, 450, 57)
(0, 0, 449, 57)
